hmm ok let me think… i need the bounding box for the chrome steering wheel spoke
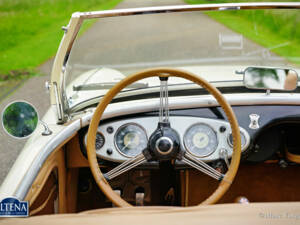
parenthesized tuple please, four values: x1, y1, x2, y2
(159, 76, 170, 124)
(104, 153, 147, 180)
(181, 152, 224, 181)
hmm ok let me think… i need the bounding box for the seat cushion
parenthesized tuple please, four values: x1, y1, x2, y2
(1, 202, 300, 225)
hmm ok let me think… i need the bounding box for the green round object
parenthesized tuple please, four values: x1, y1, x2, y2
(2, 101, 38, 138)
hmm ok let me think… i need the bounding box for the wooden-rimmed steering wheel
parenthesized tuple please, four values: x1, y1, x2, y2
(86, 68, 241, 207)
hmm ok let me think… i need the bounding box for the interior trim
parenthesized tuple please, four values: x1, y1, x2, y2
(14, 120, 80, 200)
(13, 93, 300, 201)
(79, 93, 300, 127)
(29, 185, 57, 216)
(83, 116, 250, 162)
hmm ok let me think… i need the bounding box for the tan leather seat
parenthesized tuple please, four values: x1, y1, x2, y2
(1, 202, 300, 225)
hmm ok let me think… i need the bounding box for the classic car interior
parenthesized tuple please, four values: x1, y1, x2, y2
(22, 67, 300, 216)
(1, 2, 300, 224)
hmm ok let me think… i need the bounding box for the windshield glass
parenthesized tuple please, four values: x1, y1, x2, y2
(65, 7, 300, 109)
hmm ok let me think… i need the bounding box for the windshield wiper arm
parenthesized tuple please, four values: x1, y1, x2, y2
(73, 82, 149, 91)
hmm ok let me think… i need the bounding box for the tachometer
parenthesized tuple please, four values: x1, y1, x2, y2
(115, 123, 148, 157)
(184, 123, 218, 157)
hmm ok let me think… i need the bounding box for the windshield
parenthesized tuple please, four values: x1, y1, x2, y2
(65, 6, 300, 109)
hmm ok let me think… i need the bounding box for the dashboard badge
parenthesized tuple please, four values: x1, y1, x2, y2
(249, 114, 260, 129)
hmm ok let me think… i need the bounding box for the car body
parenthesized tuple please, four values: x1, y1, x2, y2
(1, 2, 300, 224)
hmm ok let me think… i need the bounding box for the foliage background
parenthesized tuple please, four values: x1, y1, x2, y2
(0, 0, 122, 81)
(185, 0, 300, 66)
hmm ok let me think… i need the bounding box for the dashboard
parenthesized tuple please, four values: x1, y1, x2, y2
(83, 116, 250, 163)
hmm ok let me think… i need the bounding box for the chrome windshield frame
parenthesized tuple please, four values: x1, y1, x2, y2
(50, 2, 300, 123)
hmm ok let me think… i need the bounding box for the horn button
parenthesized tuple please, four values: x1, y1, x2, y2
(156, 137, 173, 155)
(145, 122, 181, 161)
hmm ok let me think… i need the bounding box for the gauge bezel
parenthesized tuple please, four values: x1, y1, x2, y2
(227, 131, 246, 150)
(114, 122, 148, 158)
(183, 123, 219, 158)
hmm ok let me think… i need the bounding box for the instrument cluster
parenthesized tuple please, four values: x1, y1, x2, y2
(84, 116, 250, 162)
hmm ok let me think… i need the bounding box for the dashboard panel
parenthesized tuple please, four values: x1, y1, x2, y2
(84, 116, 250, 162)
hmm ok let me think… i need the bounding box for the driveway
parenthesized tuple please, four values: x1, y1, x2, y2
(0, 0, 283, 185)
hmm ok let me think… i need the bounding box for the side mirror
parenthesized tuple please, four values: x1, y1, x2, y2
(243, 67, 298, 91)
(2, 101, 39, 138)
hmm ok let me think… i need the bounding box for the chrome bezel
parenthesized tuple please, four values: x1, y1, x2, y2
(183, 123, 219, 158)
(114, 122, 148, 158)
(227, 129, 250, 151)
(155, 136, 174, 155)
(227, 132, 245, 149)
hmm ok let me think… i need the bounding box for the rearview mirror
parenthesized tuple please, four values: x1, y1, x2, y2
(243, 67, 298, 91)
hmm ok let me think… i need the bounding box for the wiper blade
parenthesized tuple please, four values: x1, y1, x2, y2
(73, 82, 149, 91)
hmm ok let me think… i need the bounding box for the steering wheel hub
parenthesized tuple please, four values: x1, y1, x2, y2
(146, 123, 181, 161)
(156, 137, 173, 154)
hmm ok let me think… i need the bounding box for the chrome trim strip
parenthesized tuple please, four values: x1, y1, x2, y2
(80, 93, 300, 128)
(15, 120, 81, 200)
(53, 82, 63, 121)
(77, 3, 300, 19)
(70, 82, 244, 113)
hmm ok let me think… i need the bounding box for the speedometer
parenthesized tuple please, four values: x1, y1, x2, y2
(115, 123, 148, 157)
(184, 123, 218, 157)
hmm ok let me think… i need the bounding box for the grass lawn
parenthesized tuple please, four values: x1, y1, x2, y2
(0, 0, 122, 81)
(185, 0, 300, 67)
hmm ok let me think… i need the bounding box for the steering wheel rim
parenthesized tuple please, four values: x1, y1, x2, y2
(86, 68, 241, 207)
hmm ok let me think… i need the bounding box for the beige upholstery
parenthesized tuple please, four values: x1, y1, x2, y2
(1, 202, 300, 225)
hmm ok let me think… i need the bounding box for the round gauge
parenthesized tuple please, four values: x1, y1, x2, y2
(228, 132, 246, 149)
(95, 132, 105, 149)
(184, 123, 218, 157)
(115, 123, 148, 157)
